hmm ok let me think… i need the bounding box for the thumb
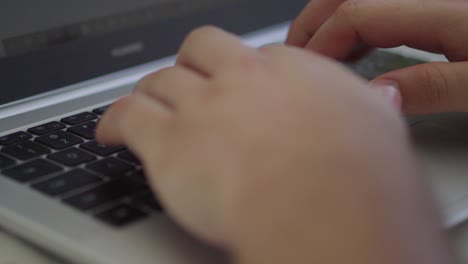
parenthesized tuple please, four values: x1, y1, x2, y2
(370, 62, 468, 115)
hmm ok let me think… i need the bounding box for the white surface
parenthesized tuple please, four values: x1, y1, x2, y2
(0, 229, 60, 264)
(408, 114, 468, 228)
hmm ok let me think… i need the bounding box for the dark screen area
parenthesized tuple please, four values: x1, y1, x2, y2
(0, 0, 308, 106)
(0, 0, 231, 58)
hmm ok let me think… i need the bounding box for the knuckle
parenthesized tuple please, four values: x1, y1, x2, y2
(115, 94, 171, 132)
(335, 0, 363, 20)
(178, 26, 221, 62)
(185, 25, 221, 44)
(418, 64, 450, 107)
(134, 74, 153, 93)
(236, 48, 261, 68)
(288, 18, 304, 36)
(148, 67, 173, 82)
(135, 67, 173, 92)
(289, 18, 300, 31)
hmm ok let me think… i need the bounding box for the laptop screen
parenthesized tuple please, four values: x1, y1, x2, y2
(1, 0, 232, 59)
(0, 0, 307, 106)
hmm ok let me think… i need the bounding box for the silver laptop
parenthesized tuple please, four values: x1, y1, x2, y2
(1, 1, 468, 263)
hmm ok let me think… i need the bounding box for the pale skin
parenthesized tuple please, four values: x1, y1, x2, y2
(96, 0, 468, 263)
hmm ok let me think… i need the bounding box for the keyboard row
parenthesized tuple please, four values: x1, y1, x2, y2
(0, 105, 163, 227)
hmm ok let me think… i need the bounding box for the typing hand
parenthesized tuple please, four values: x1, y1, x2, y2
(96, 27, 448, 264)
(287, 0, 468, 115)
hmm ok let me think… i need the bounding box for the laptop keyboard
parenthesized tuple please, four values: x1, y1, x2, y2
(0, 105, 162, 227)
(0, 50, 426, 228)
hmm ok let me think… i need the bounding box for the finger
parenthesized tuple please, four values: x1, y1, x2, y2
(286, 0, 346, 47)
(176, 26, 256, 76)
(306, 0, 468, 61)
(369, 81, 402, 112)
(370, 62, 468, 114)
(134, 66, 207, 111)
(96, 93, 171, 161)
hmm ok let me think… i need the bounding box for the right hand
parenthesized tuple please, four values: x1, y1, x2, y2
(287, 0, 468, 115)
(97, 27, 452, 264)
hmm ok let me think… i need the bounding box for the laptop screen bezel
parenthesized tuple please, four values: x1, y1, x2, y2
(0, 0, 307, 106)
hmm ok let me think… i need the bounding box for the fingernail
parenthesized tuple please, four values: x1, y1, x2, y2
(369, 79, 402, 112)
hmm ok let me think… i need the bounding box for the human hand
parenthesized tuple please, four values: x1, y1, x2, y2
(96, 27, 449, 263)
(287, 0, 468, 115)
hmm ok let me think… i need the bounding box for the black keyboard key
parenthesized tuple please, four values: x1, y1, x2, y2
(133, 193, 162, 212)
(32, 169, 102, 197)
(0, 131, 32, 146)
(2, 159, 63, 183)
(2, 141, 51, 160)
(96, 204, 148, 226)
(0, 153, 16, 170)
(67, 122, 96, 139)
(61, 112, 97, 125)
(28, 122, 66, 135)
(48, 148, 96, 166)
(36, 131, 83, 150)
(63, 180, 146, 211)
(117, 150, 141, 165)
(86, 157, 134, 178)
(80, 141, 125, 156)
(125, 169, 148, 183)
(93, 105, 110, 115)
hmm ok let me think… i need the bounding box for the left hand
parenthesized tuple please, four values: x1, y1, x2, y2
(287, 0, 468, 115)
